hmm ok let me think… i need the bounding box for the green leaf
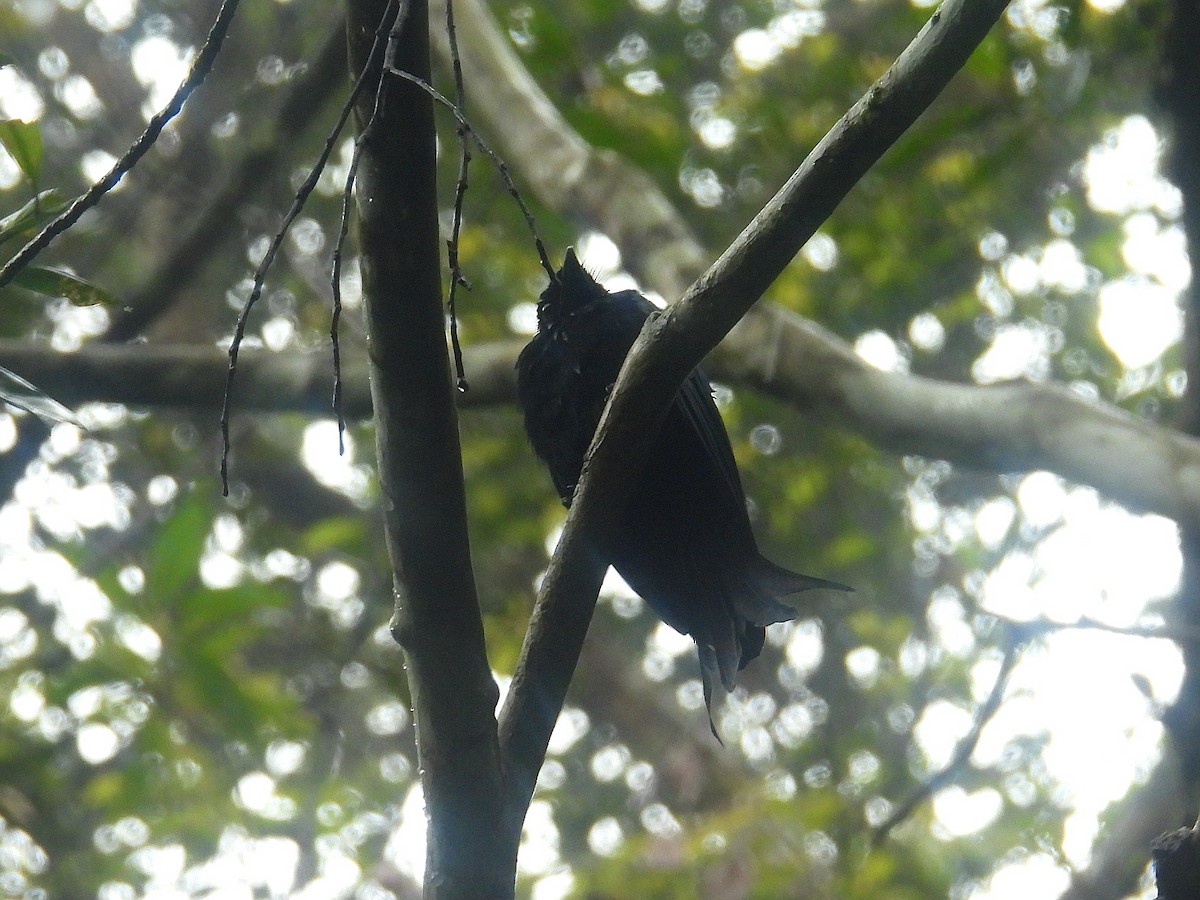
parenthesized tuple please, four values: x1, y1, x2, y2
(0, 364, 80, 426)
(178, 584, 286, 637)
(0, 119, 43, 185)
(11, 265, 121, 307)
(179, 652, 266, 742)
(300, 515, 367, 554)
(0, 190, 64, 247)
(142, 494, 213, 602)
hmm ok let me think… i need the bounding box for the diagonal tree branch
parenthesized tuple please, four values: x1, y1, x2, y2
(872, 641, 1019, 844)
(429, 18, 1200, 876)
(102, 25, 350, 343)
(496, 0, 1014, 816)
(0, 0, 245, 289)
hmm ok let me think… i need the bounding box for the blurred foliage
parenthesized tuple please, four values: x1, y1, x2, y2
(0, 0, 1183, 897)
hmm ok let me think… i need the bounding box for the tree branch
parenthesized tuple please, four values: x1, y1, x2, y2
(496, 0, 1013, 818)
(715, 307, 1200, 524)
(0, 0, 245, 289)
(873, 642, 1018, 844)
(990, 614, 1200, 648)
(9, 333, 1200, 524)
(426, 0, 708, 301)
(345, 1, 509, 893)
(103, 26, 349, 343)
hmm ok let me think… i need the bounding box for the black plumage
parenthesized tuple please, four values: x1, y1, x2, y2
(516, 249, 849, 736)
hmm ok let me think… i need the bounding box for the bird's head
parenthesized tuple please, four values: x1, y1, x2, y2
(536, 248, 608, 330)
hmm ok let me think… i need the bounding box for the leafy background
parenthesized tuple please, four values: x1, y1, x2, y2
(0, 0, 1187, 897)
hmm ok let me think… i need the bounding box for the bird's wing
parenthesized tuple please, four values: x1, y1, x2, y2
(582, 289, 747, 512)
(516, 333, 588, 503)
(674, 369, 746, 506)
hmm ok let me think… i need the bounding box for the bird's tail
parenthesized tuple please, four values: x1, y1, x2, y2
(724, 556, 859, 633)
(737, 555, 853, 625)
(698, 557, 851, 740)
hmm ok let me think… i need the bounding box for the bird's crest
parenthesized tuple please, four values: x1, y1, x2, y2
(537, 247, 608, 330)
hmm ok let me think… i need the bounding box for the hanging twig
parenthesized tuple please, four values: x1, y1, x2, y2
(330, 0, 411, 453)
(386, 67, 555, 282)
(220, 0, 400, 493)
(443, 0, 472, 392)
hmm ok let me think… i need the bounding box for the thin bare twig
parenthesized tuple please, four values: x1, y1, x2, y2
(760, 526, 1164, 852)
(0, 0, 244, 288)
(386, 68, 555, 282)
(103, 27, 349, 343)
(221, 0, 400, 493)
(872, 642, 1019, 845)
(383, 2, 416, 72)
(330, 0, 411, 453)
(993, 614, 1200, 647)
(330, 166, 353, 454)
(444, 0, 472, 393)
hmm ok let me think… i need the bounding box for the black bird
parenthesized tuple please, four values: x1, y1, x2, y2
(516, 249, 850, 736)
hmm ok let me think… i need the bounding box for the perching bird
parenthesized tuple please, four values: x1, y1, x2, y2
(516, 249, 850, 737)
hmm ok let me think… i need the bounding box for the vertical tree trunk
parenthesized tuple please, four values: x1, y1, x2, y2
(1161, 0, 1200, 858)
(345, 2, 514, 895)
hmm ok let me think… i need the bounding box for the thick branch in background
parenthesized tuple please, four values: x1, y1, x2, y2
(496, 0, 1013, 818)
(716, 308, 1200, 524)
(103, 26, 349, 343)
(427, 0, 707, 301)
(12, 335, 1200, 525)
(345, 0, 509, 894)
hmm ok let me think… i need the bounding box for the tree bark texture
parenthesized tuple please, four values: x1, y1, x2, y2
(345, 1, 511, 895)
